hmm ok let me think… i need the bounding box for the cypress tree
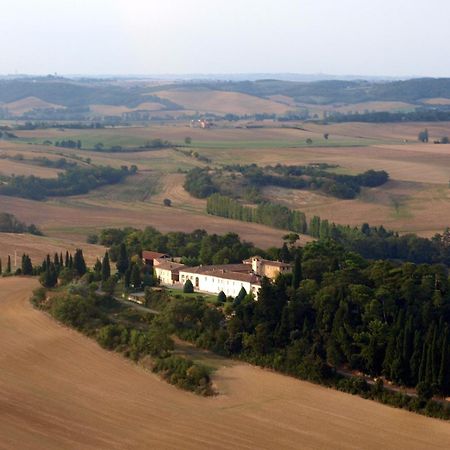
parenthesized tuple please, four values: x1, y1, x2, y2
(93, 259, 102, 279)
(65, 251, 70, 268)
(292, 255, 302, 289)
(6, 255, 11, 273)
(73, 249, 87, 276)
(130, 264, 141, 288)
(438, 326, 449, 394)
(116, 243, 129, 275)
(21, 254, 33, 275)
(0, 258, 2, 275)
(101, 251, 111, 281)
(279, 243, 290, 263)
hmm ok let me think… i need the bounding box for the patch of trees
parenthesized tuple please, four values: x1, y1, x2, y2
(222, 164, 389, 200)
(207, 193, 308, 233)
(3, 154, 78, 170)
(0, 165, 136, 200)
(96, 227, 264, 267)
(55, 139, 82, 149)
(183, 167, 218, 198)
(0, 212, 42, 235)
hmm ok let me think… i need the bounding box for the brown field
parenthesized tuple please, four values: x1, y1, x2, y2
(154, 88, 291, 115)
(331, 101, 415, 113)
(0, 194, 290, 249)
(0, 233, 105, 266)
(421, 98, 450, 105)
(1, 277, 450, 450)
(0, 159, 61, 178)
(5, 96, 63, 115)
(89, 102, 166, 115)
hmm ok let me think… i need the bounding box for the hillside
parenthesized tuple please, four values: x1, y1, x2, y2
(1, 77, 450, 119)
(2, 277, 450, 449)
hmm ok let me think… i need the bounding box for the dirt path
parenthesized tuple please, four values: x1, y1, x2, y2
(1, 277, 450, 450)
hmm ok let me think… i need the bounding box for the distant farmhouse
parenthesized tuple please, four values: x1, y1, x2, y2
(148, 252, 292, 299)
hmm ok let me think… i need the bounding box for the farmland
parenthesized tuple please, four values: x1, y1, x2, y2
(0, 119, 448, 244)
(1, 277, 450, 450)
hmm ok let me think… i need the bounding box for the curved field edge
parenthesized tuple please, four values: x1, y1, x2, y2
(1, 277, 450, 449)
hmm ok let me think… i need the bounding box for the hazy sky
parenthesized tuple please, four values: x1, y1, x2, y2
(2, 0, 449, 77)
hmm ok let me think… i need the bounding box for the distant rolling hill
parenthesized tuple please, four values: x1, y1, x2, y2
(1, 76, 450, 119)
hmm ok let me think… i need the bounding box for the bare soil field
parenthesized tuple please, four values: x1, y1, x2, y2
(1, 277, 450, 450)
(0, 194, 289, 249)
(5, 96, 63, 115)
(89, 102, 166, 115)
(154, 88, 291, 115)
(0, 159, 61, 178)
(0, 233, 104, 266)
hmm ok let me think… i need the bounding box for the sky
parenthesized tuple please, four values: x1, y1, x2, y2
(1, 0, 450, 77)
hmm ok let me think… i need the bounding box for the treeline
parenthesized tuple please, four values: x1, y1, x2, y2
(1, 153, 78, 170)
(0, 165, 136, 200)
(206, 194, 450, 266)
(326, 108, 450, 123)
(95, 226, 265, 267)
(155, 241, 450, 419)
(0, 212, 42, 235)
(207, 193, 308, 233)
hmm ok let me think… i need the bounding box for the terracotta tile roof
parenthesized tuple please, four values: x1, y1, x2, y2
(180, 265, 261, 285)
(142, 251, 169, 261)
(154, 261, 185, 273)
(180, 264, 253, 274)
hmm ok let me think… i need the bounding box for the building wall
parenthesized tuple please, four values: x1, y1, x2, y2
(262, 264, 290, 279)
(179, 271, 260, 298)
(155, 267, 174, 285)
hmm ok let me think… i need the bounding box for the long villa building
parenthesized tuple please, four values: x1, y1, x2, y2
(151, 255, 292, 299)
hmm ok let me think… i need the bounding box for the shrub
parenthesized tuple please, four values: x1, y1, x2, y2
(183, 279, 194, 294)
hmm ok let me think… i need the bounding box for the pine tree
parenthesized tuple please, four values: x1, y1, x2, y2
(101, 251, 111, 281)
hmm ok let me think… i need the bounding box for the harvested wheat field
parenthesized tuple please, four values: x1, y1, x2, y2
(0, 233, 105, 266)
(1, 277, 450, 450)
(0, 195, 290, 249)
